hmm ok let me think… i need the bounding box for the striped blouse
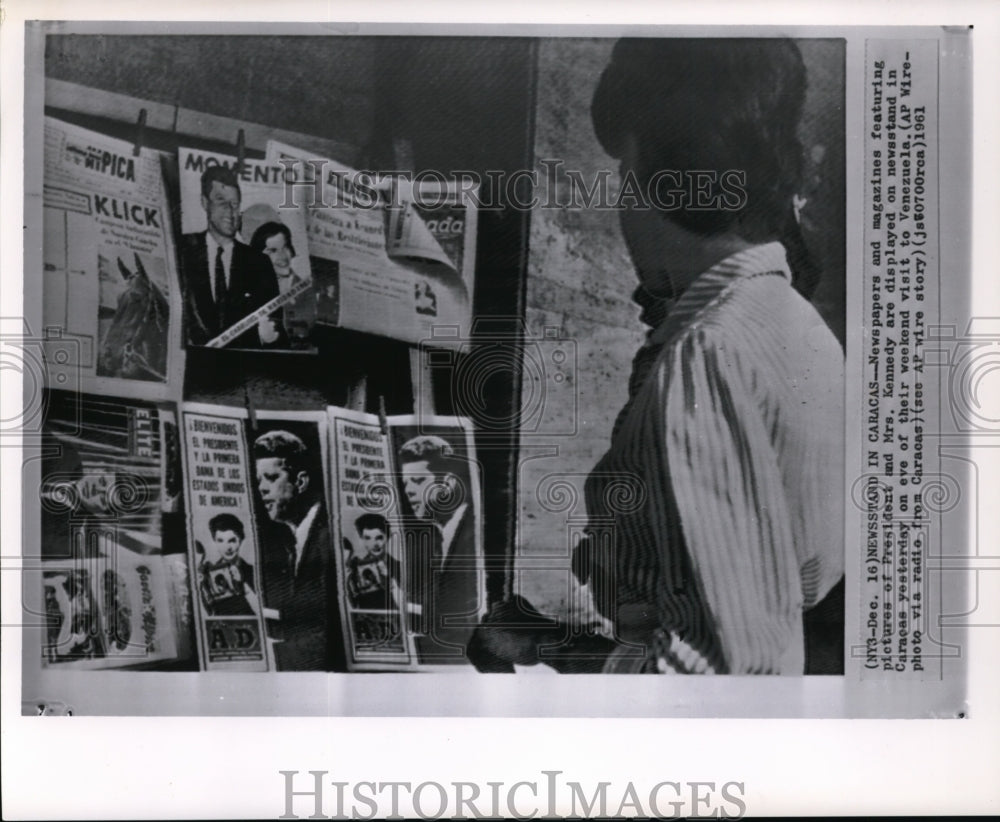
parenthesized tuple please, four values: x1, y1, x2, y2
(583, 242, 844, 675)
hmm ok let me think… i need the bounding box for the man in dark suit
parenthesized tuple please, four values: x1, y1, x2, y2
(253, 429, 345, 671)
(398, 435, 481, 663)
(179, 166, 283, 348)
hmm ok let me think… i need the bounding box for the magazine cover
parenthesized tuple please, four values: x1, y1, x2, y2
(41, 551, 179, 669)
(41, 117, 183, 399)
(176, 147, 316, 351)
(37, 391, 189, 667)
(328, 407, 486, 669)
(182, 404, 347, 671)
(40, 391, 182, 560)
(386, 414, 486, 667)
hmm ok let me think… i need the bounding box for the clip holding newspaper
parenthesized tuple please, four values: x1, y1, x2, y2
(39, 118, 184, 400)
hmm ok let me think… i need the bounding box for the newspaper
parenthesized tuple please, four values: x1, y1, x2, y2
(265, 140, 478, 346)
(181, 404, 349, 671)
(181, 404, 271, 670)
(176, 147, 317, 351)
(41, 551, 179, 670)
(328, 408, 486, 669)
(182, 403, 487, 672)
(328, 407, 415, 668)
(41, 117, 183, 399)
(37, 391, 191, 667)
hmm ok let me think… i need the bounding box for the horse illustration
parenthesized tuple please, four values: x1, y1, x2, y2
(98, 253, 169, 381)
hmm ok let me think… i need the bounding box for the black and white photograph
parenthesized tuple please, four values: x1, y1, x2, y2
(182, 405, 348, 671)
(388, 417, 485, 666)
(41, 116, 184, 397)
(176, 147, 317, 351)
(3, 5, 996, 819)
(19, 18, 970, 702)
(328, 406, 414, 668)
(37, 391, 193, 668)
(247, 414, 345, 672)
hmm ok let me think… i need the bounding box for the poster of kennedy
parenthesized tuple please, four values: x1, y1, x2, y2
(176, 147, 315, 351)
(387, 417, 485, 666)
(247, 413, 348, 672)
(182, 405, 348, 671)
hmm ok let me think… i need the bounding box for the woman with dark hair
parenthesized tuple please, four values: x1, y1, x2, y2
(580, 38, 844, 674)
(249, 221, 316, 343)
(473, 39, 844, 676)
(249, 221, 296, 280)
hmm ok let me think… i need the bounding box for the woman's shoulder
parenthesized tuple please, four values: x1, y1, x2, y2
(693, 272, 833, 342)
(668, 272, 842, 386)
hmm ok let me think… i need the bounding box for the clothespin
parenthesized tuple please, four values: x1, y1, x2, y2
(132, 108, 148, 157)
(391, 137, 415, 171)
(243, 384, 258, 433)
(377, 394, 388, 436)
(234, 128, 246, 175)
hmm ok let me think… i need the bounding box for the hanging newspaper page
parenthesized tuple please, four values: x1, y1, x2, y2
(182, 403, 348, 671)
(265, 139, 478, 347)
(386, 414, 486, 667)
(328, 407, 486, 669)
(328, 406, 417, 669)
(176, 147, 316, 352)
(41, 117, 183, 400)
(36, 390, 191, 669)
(181, 403, 269, 671)
(393, 176, 478, 302)
(41, 551, 178, 670)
